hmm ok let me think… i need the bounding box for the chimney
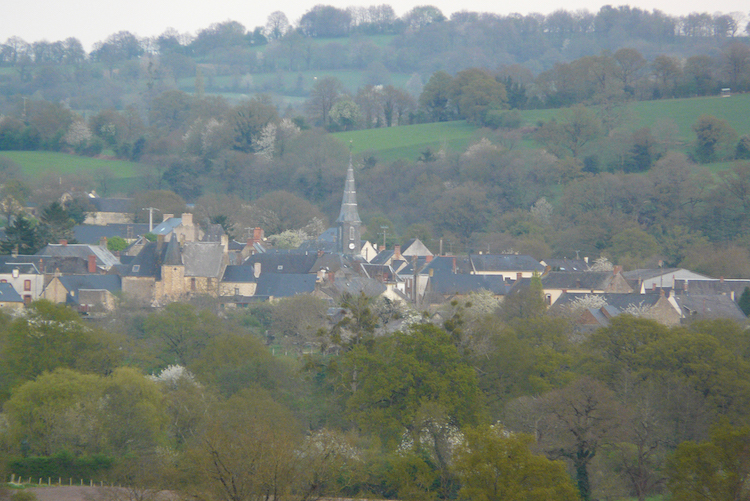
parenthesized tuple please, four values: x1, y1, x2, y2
(584, 256, 589, 264)
(253, 262, 261, 279)
(59, 239, 68, 246)
(99, 237, 108, 248)
(452, 257, 457, 274)
(328, 271, 335, 283)
(613, 265, 623, 275)
(317, 249, 324, 258)
(181, 212, 193, 226)
(720, 276, 725, 283)
(157, 234, 165, 252)
(163, 213, 174, 222)
(425, 255, 433, 263)
(379, 245, 385, 252)
(252, 227, 264, 244)
(394, 245, 401, 260)
(88, 255, 97, 273)
(576, 279, 582, 288)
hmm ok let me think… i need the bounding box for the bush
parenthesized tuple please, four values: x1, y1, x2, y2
(484, 109, 522, 129)
(7, 451, 114, 480)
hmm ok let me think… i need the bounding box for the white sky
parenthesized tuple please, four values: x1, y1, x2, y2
(1, 0, 748, 51)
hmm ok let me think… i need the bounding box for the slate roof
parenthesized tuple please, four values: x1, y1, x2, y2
(202, 224, 226, 242)
(469, 254, 545, 273)
(541, 258, 590, 272)
(0, 282, 23, 303)
(0, 261, 41, 275)
(429, 271, 513, 296)
(672, 294, 747, 321)
(674, 279, 750, 300)
(123, 242, 163, 278)
(542, 271, 618, 290)
(369, 250, 394, 266)
(422, 256, 472, 275)
(58, 275, 122, 304)
(163, 236, 182, 266)
(152, 217, 182, 236)
(74, 224, 150, 244)
(222, 265, 257, 283)
(244, 252, 319, 274)
(330, 276, 387, 297)
(183, 242, 224, 278)
(254, 273, 317, 298)
(35, 244, 120, 270)
(553, 292, 664, 310)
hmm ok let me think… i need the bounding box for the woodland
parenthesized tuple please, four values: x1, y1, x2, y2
(2, 4, 750, 501)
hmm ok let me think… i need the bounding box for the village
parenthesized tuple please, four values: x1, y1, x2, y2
(0, 160, 746, 330)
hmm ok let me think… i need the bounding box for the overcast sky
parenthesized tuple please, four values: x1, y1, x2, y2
(2, 0, 748, 51)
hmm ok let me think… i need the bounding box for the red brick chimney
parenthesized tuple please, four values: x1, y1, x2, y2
(252, 227, 264, 244)
(59, 239, 68, 246)
(613, 265, 623, 275)
(394, 245, 402, 260)
(88, 255, 96, 273)
(425, 255, 433, 263)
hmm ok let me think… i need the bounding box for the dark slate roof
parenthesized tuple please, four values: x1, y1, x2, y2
(397, 256, 433, 277)
(470, 254, 545, 273)
(183, 242, 224, 278)
(89, 197, 133, 213)
(673, 294, 747, 321)
(202, 224, 226, 242)
(0, 282, 23, 303)
(163, 236, 182, 266)
(123, 242, 163, 278)
(36, 244, 120, 269)
(553, 292, 664, 309)
(429, 271, 513, 296)
(58, 275, 122, 304)
(0, 261, 41, 275)
(245, 252, 319, 274)
(74, 224, 150, 244)
(228, 240, 245, 251)
(541, 271, 616, 290)
(541, 258, 590, 272)
(254, 273, 316, 298)
(674, 279, 750, 300)
(311, 253, 346, 273)
(222, 265, 257, 283)
(331, 276, 387, 297)
(422, 256, 472, 275)
(361, 264, 397, 282)
(369, 250, 394, 266)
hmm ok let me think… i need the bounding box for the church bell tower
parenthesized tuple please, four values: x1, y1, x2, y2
(336, 157, 362, 256)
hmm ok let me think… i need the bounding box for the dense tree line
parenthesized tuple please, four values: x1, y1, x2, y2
(2, 291, 750, 501)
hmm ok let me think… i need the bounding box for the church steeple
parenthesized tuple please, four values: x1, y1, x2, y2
(336, 156, 361, 255)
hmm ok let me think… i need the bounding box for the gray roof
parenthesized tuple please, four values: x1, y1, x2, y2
(470, 254, 545, 273)
(429, 271, 513, 296)
(422, 256, 473, 275)
(553, 292, 664, 309)
(370, 250, 395, 266)
(0, 261, 41, 275)
(36, 244, 120, 270)
(74, 224, 150, 244)
(183, 242, 224, 278)
(58, 275, 122, 304)
(0, 282, 23, 303)
(123, 242, 163, 278)
(152, 217, 182, 236)
(541, 258, 590, 272)
(542, 271, 617, 290)
(254, 273, 316, 298)
(674, 279, 750, 300)
(673, 294, 747, 321)
(245, 252, 319, 274)
(163, 236, 182, 266)
(222, 265, 257, 283)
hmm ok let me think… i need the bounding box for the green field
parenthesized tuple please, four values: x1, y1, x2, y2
(0, 151, 140, 178)
(332, 121, 478, 162)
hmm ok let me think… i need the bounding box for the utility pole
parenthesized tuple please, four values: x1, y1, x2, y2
(380, 225, 388, 249)
(144, 207, 158, 232)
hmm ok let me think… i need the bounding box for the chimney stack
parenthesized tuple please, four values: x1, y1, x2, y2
(163, 213, 174, 222)
(181, 212, 193, 226)
(157, 234, 165, 252)
(394, 245, 402, 260)
(88, 255, 97, 273)
(59, 239, 68, 246)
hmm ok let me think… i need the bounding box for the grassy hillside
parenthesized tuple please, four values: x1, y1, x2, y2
(332, 121, 477, 162)
(334, 93, 750, 163)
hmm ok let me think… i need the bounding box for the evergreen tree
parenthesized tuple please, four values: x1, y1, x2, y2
(0, 215, 40, 254)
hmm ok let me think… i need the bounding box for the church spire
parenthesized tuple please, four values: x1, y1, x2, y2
(336, 156, 361, 255)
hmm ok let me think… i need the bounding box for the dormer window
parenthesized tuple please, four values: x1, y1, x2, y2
(132, 265, 140, 272)
(277, 265, 283, 271)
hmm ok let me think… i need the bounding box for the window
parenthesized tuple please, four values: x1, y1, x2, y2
(132, 265, 140, 273)
(349, 226, 355, 240)
(24, 280, 31, 291)
(24, 295, 31, 306)
(191, 278, 196, 291)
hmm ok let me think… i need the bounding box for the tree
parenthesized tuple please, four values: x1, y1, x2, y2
(231, 95, 279, 152)
(329, 98, 362, 131)
(613, 48, 646, 93)
(264, 11, 290, 40)
(183, 389, 301, 501)
(453, 426, 579, 501)
(419, 71, 453, 122)
(451, 69, 507, 125)
(739, 287, 750, 316)
(0, 215, 39, 254)
(667, 422, 750, 501)
(143, 303, 219, 366)
(36, 200, 74, 246)
(537, 106, 602, 158)
(692, 114, 738, 163)
(305, 77, 344, 127)
(342, 324, 483, 448)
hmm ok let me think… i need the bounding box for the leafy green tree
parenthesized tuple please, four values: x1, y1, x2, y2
(143, 303, 220, 366)
(342, 324, 483, 448)
(667, 422, 750, 501)
(107, 236, 128, 252)
(328, 98, 362, 131)
(692, 114, 738, 163)
(536, 106, 602, 159)
(419, 71, 454, 122)
(231, 95, 279, 152)
(305, 77, 344, 127)
(4, 368, 103, 455)
(453, 426, 579, 501)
